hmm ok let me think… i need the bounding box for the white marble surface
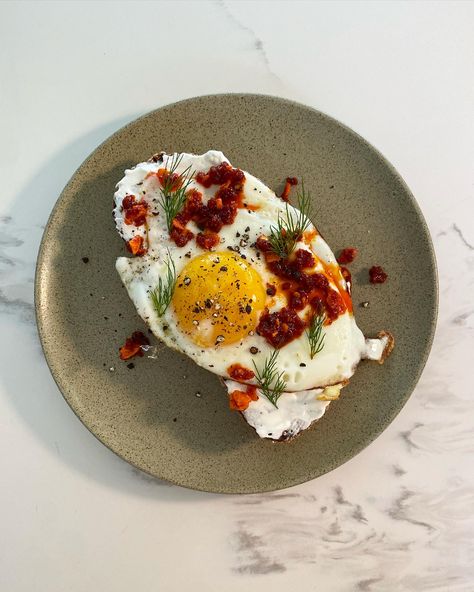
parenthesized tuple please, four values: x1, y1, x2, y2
(1, 1, 473, 590)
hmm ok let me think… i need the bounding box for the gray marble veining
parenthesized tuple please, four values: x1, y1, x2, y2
(216, 0, 282, 83)
(0, 216, 37, 324)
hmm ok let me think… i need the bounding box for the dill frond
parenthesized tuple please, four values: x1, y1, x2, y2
(158, 154, 194, 232)
(150, 253, 176, 317)
(268, 182, 313, 258)
(306, 313, 326, 359)
(252, 350, 287, 407)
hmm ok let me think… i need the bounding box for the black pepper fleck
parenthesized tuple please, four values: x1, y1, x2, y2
(82, 257, 89, 263)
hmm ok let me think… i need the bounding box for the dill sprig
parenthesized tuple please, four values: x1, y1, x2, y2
(306, 313, 326, 359)
(268, 182, 313, 258)
(150, 253, 176, 317)
(158, 153, 194, 232)
(252, 350, 287, 408)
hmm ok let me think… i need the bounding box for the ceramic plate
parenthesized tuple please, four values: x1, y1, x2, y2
(35, 94, 437, 493)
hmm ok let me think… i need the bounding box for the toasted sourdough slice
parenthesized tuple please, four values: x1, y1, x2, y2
(223, 380, 343, 441)
(223, 332, 394, 441)
(113, 150, 395, 441)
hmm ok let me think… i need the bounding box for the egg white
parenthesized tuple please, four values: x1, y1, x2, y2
(114, 151, 374, 392)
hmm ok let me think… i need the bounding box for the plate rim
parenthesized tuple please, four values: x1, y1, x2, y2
(35, 93, 439, 493)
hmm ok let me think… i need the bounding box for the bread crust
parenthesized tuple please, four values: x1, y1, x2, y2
(377, 330, 395, 364)
(147, 152, 165, 163)
(222, 377, 345, 442)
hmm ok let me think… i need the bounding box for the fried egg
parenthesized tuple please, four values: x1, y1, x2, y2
(114, 151, 393, 440)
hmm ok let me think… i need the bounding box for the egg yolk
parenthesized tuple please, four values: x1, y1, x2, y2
(172, 252, 266, 348)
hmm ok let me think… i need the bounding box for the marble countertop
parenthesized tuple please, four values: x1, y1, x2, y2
(1, 2, 473, 590)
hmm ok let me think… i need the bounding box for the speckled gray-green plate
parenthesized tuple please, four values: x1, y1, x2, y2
(35, 94, 437, 494)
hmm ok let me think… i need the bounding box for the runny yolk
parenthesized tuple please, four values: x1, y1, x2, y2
(172, 252, 266, 348)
